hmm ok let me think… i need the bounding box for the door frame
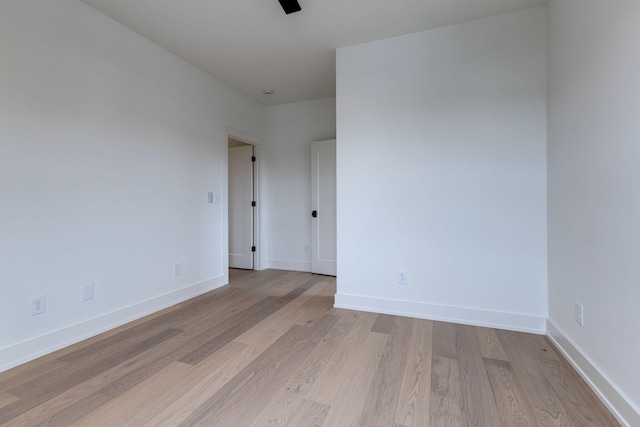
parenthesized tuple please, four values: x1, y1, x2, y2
(311, 139, 337, 276)
(223, 127, 263, 283)
(228, 144, 254, 270)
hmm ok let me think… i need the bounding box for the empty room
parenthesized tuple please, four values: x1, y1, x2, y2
(1, 0, 638, 425)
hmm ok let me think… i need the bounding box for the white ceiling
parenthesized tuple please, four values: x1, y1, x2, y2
(79, 0, 546, 106)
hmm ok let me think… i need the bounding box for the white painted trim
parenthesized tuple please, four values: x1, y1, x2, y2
(310, 139, 337, 276)
(334, 293, 546, 334)
(223, 127, 265, 271)
(0, 275, 227, 373)
(546, 320, 639, 427)
(266, 259, 312, 273)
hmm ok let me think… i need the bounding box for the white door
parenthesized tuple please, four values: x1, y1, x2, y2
(311, 139, 337, 276)
(229, 145, 254, 269)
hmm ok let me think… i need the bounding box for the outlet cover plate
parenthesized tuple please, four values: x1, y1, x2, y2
(575, 302, 584, 326)
(29, 295, 46, 316)
(397, 270, 408, 285)
(82, 283, 94, 302)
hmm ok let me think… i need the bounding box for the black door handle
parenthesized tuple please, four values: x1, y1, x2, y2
(312, 210, 317, 218)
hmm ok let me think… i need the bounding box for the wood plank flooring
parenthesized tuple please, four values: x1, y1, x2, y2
(0, 269, 620, 426)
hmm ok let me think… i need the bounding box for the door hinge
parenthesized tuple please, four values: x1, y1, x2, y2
(251, 246, 256, 252)
(251, 201, 256, 207)
(251, 156, 256, 162)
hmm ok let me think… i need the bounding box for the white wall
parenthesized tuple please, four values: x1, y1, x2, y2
(0, 0, 265, 371)
(335, 7, 548, 333)
(547, 0, 640, 424)
(264, 98, 336, 271)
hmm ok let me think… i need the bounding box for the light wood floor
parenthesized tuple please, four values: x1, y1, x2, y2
(0, 269, 619, 426)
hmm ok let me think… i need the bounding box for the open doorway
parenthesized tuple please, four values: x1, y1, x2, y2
(222, 127, 263, 276)
(311, 139, 337, 276)
(228, 138, 254, 269)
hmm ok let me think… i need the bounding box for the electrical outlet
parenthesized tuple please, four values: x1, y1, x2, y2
(397, 270, 408, 285)
(575, 302, 584, 326)
(173, 263, 182, 276)
(29, 295, 46, 316)
(304, 245, 310, 254)
(82, 283, 94, 302)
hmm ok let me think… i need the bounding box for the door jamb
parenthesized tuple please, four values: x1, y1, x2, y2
(223, 127, 263, 283)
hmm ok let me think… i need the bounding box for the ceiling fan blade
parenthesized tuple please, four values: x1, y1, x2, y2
(278, 0, 301, 14)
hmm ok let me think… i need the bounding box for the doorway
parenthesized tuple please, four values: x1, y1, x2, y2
(311, 139, 337, 276)
(225, 128, 262, 274)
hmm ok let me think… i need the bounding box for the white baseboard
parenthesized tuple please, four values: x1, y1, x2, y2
(334, 293, 546, 334)
(266, 259, 312, 272)
(0, 275, 227, 373)
(546, 320, 639, 427)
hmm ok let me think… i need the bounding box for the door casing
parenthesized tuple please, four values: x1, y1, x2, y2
(223, 128, 263, 283)
(228, 144, 254, 269)
(311, 139, 337, 276)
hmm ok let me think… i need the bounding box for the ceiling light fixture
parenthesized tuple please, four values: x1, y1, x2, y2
(263, 89, 274, 95)
(277, 0, 301, 14)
